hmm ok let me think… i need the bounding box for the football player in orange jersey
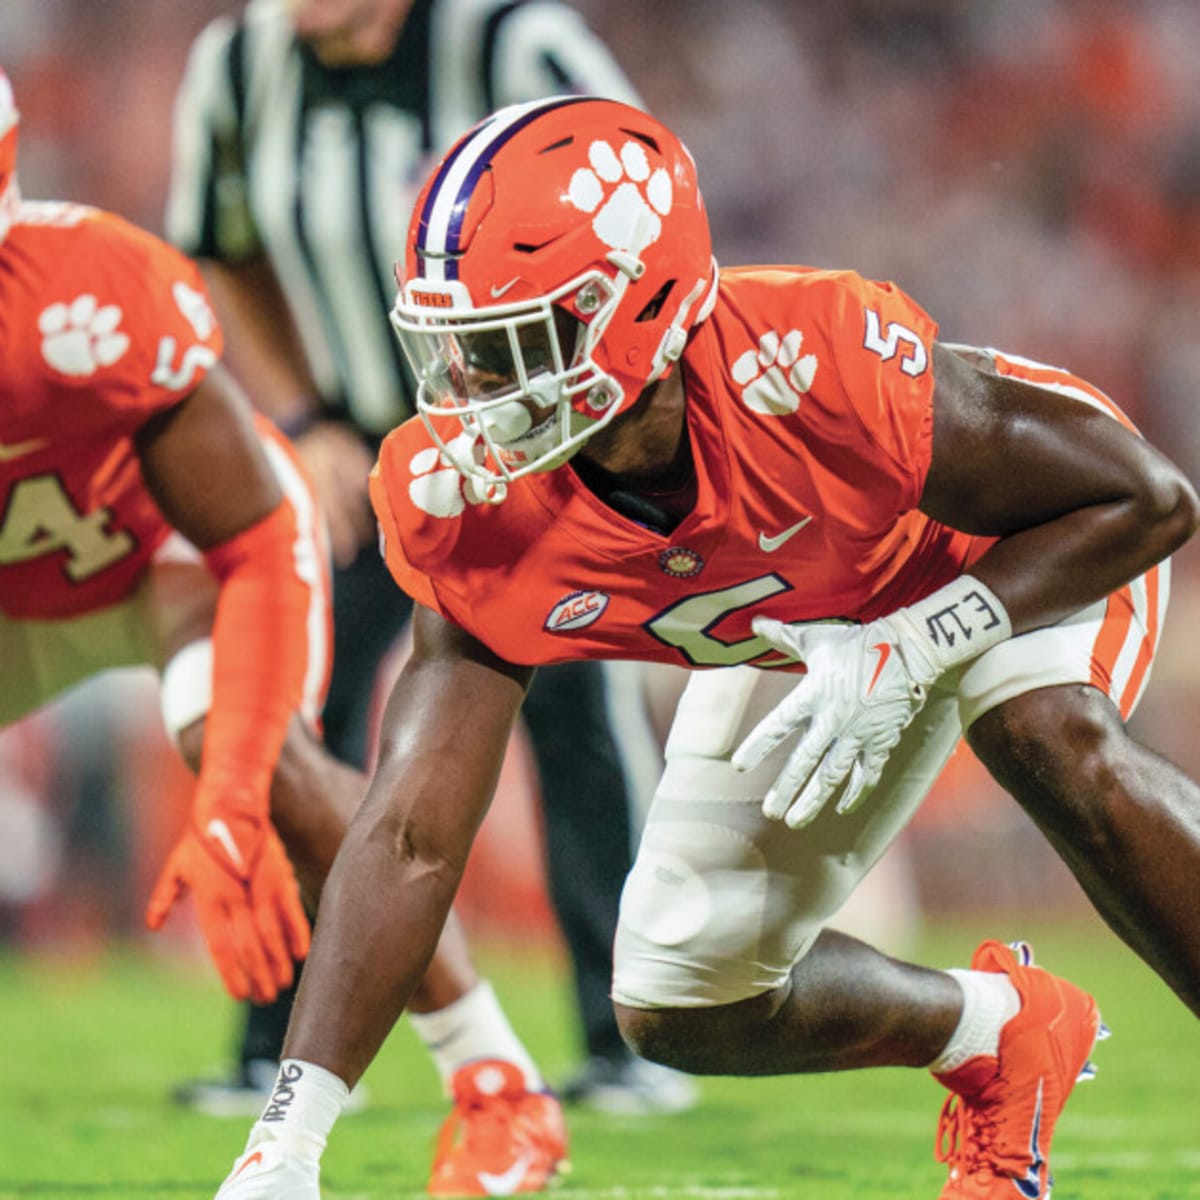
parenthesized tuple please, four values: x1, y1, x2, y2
(214, 98, 1200, 1199)
(0, 69, 324, 1005)
(0, 69, 567, 1185)
(167, 0, 687, 1138)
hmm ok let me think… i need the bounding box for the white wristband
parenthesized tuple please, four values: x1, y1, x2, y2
(894, 575, 1012, 675)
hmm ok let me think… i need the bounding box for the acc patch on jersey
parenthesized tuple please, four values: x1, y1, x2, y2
(544, 589, 609, 632)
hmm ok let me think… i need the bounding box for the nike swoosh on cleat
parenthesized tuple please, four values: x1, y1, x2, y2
(1012, 1078, 1046, 1198)
(232, 1150, 264, 1179)
(757, 516, 812, 553)
(1079, 1015, 1109, 1081)
(477, 1152, 535, 1195)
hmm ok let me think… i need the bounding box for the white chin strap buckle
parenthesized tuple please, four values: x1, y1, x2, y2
(660, 326, 688, 364)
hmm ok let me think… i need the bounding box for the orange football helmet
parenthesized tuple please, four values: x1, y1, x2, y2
(0, 68, 18, 245)
(391, 96, 717, 498)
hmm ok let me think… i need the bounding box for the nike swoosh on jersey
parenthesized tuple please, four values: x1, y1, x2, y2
(757, 516, 813, 553)
(205, 818, 245, 871)
(0, 437, 49, 461)
(477, 1152, 535, 1195)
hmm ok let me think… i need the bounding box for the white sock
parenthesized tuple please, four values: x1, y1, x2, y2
(928, 969, 1021, 1076)
(408, 980, 544, 1093)
(247, 1059, 348, 1159)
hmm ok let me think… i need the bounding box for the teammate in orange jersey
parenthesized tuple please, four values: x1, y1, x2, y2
(214, 97, 1200, 1199)
(0, 98, 325, 1005)
(0, 75, 567, 1196)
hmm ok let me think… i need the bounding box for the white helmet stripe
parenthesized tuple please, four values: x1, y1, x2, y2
(415, 95, 587, 283)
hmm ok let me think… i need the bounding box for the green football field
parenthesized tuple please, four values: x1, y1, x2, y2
(1, 914, 1197, 1199)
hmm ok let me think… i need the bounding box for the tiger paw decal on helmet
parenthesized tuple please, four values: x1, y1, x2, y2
(733, 329, 818, 416)
(568, 139, 673, 254)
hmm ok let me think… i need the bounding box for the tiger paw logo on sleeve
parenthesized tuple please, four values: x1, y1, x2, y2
(733, 329, 818, 416)
(39, 294, 130, 376)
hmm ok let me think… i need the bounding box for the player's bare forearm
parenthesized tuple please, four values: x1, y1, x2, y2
(136, 365, 283, 549)
(963, 497, 1193, 635)
(282, 610, 532, 1085)
(922, 344, 1199, 633)
(282, 781, 463, 1084)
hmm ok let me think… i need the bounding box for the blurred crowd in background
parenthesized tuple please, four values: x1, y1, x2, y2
(3, 0, 1200, 963)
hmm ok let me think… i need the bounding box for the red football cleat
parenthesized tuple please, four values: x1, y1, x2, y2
(427, 1059, 569, 1196)
(934, 940, 1104, 1199)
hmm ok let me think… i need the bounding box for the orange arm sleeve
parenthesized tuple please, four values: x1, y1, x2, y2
(199, 498, 313, 817)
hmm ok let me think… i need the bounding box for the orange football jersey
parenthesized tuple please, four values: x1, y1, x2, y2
(0, 202, 224, 618)
(370, 266, 993, 669)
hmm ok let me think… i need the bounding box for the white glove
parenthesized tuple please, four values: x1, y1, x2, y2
(215, 1132, 320, 1200)
(732, 575, 1011, 828)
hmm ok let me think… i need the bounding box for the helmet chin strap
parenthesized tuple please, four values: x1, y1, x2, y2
(603, 203, 719, 389)
(649, 257, 720, 383)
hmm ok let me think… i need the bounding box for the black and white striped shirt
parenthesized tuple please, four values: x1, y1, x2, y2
(165, 0, 639, 436)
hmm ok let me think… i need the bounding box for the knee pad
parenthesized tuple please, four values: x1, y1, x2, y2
(613, 805, 787, 1009)
(613, 672, 964, 1011)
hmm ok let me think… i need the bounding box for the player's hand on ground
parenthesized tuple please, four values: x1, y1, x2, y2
(732, 614, 938, 828)
(146, 800, 310, 1003)
(293, 420, 377, 567)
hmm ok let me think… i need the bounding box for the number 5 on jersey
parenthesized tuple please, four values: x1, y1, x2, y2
(863, 308, 928, 377)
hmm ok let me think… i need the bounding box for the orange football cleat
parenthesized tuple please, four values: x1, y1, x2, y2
(934, 940, 1105, 1199)
(428, 1059, 569, 1196)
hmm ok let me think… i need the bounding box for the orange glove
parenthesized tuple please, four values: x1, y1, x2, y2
(146, 801, 311, 1003)
(145, 496, 319, 1003)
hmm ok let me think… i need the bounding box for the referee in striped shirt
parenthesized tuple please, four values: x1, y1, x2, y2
(166, 0, 696, 1121)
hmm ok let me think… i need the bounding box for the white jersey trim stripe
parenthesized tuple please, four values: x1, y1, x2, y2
(262, 436, 331, 727)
